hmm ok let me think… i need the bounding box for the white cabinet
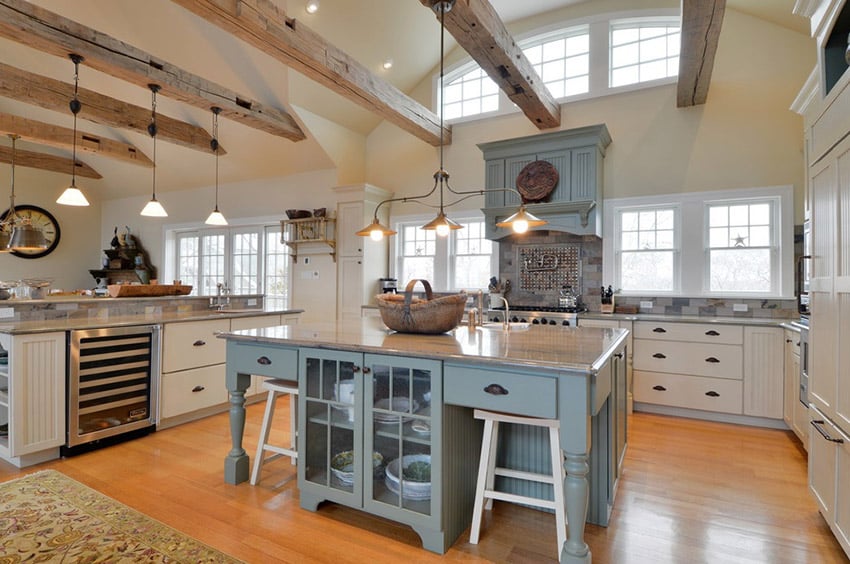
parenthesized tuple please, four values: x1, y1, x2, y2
(578, 318, 633, 412)
(809, 404, 850, 556)
(159, 313, 300, 427)
(633, 321, 785, 424)
(334, 184, 392, 323)
(784, 328, 808, 450)
(0, 331, 66, 468)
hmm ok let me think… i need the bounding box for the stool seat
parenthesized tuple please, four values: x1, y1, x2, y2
(469, 408, 566, 557)
(250, 378, 299, 486)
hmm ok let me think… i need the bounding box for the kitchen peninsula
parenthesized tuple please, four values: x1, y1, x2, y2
(220, 318, 628, 564)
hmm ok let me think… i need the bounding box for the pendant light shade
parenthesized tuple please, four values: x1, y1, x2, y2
(356, 0, 546, 238)
(141, 84, 167, 217)
(2, 135, 47, 251)
(57, 54, 90, 207)
(205, 107, 227, 226)
(0, 229, 10, 252)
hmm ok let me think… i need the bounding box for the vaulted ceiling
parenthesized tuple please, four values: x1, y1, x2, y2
(0, 0, 809, 203)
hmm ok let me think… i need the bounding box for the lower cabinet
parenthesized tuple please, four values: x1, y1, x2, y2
(298, 348, 470, 554)
(809, 405, 850, 557)
(784, 328, 808, 449)
(578, 318, 633, 412)
(160, 364, 228, 419)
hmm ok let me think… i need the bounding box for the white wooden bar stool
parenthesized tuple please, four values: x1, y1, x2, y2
(250, 378, 299, 486)
(469, 409, 566, 556)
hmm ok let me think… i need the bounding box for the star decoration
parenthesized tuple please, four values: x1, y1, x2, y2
(732, 233, 747, 247)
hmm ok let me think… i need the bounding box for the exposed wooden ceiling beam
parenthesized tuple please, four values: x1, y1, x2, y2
(0, 0, 305, 142)
(420, 0, 560, 129)
(170, 0, 450, 147)
(0, 113, 153, 168)
(677, 0, 725, 107)
(0, 143, 101, 179)
(0, 62, 223, 155)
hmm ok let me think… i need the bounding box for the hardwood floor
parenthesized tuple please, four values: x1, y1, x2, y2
(1, 407, 847, 563)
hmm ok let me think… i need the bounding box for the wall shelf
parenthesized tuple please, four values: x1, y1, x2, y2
(281, 216, 336, 263)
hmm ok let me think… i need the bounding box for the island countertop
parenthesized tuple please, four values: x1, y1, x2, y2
(218, 316, 629, 375)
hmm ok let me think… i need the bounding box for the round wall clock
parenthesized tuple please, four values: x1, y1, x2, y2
(0, 205, 61, 258)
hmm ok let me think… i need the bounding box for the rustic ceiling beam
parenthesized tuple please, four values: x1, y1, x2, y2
(0, 62, 223, 155)
(677, 0, 725, 107)
(170, 0, 449, 147)
(0, 112, 153, 168)
(0, 143, 101, 179)
(0, 0, 305, 142)
(420, 0, 560, 129)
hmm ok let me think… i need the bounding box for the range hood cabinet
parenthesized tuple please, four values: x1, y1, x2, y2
(478, 124, 611, 240)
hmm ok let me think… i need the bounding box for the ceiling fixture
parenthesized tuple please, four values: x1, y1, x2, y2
(305, 0, 319, 14)
(56, 53, 90, 207)
(205, 107, 227, 226)
(140, 84, 167, 217)
(382, 59, 394, 70)
(356, 0, 546, 241)
(0, 135, 48, 252)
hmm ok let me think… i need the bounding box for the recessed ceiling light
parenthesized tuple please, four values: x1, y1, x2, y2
(382, 59, 393, 70)
(305, 0, 319, 14)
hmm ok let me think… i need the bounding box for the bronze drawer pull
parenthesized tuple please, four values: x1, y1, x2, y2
(256, 356, 271, 365)
(652, 385, 667, 391)
(705, 390, 720, 397)
(652, 353, 666, 359)
(705, 357, 720, 363)
(652, 327, 667, 333)
(193, 339, 206, 347)
(362, 367, 371, 374)
(614, 352, 624, 359)
(484, 383, 509, 396)
(811, 420, 845, 443)
(192, 385, 205, 393)
(705, 330, 720, 336)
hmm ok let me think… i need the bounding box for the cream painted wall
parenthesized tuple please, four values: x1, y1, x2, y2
(99, 169, 340, 323)
(366, 9, 814, 224)
(0, 164, 102, 291)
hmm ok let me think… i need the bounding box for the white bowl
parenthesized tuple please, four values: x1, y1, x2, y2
(373, 397, 420, 423)
(331, 450, 383, 486)
(385, 454, 431, 500)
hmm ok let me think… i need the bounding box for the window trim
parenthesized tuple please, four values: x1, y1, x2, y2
(614, 203, 682, 295)
(390, 212, 498, 292)
(603, 186, 794, 299)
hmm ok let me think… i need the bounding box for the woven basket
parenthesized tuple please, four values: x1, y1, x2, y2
(376, 279, 467, 334)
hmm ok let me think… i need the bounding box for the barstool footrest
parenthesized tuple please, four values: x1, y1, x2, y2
(493, 467, 557, 484)
(484, 489, 558, 510)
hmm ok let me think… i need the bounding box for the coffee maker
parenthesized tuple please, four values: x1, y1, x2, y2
(380, 277, 397, 294)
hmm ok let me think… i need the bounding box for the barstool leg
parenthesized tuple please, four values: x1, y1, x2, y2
(470, 417, 496, 544)
(289, 392, 297, 465)
(483, 420, 499, 511)
(549, 425, 567, 555)
(250, 389, 278, 485)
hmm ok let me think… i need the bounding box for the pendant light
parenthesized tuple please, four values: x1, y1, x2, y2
(4, 135, 48, 251)
(205, 107, 227, 226)
(56, 54, 90, 206)
(140, 84, 167, 217)
(356, 0, 546, 240)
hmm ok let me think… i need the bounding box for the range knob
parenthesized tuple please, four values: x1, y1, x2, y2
(549, 319, 557, 325)
(520, 318, 527, 323)
(532, 319, 540, 325)
(540, 317, 548, 325)
(511, 316, 519, 323)
(562, 320, 571, 326)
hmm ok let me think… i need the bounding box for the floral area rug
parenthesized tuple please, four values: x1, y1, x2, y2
(0, 470, 242, 563)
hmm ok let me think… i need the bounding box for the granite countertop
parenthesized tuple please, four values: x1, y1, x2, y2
(579, 311, 794, 326)
(0, 308, 304, 335)
(219, 317, 629, 375)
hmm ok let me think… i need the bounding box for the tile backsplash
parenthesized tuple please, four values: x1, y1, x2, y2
(496, 230, 797, 319)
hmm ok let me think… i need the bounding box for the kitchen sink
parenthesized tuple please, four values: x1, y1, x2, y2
(477, 322, 531, 331)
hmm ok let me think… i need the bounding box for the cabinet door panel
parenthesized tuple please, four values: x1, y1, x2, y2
(809, 407, 838, 523)
(836, 430, 850, 555)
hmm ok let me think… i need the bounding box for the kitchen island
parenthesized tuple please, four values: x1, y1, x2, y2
(220, 318, 628, 564)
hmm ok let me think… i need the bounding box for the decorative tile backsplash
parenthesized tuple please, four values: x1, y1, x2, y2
(497, 231, 797, 319)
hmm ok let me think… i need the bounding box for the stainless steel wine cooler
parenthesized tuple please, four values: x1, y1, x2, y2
(65, 325, 160, 452)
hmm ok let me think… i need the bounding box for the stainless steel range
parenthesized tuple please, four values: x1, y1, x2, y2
(487, 305, 581, 326)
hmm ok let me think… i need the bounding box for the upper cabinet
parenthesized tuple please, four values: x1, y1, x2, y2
(478, 124, 611, 240)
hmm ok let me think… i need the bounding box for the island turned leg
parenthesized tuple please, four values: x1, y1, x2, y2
(561, 452, 591, 564)
(224, 371, 251, 484)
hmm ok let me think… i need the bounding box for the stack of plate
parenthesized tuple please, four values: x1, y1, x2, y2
(373, 397, 419, 424)
(330, 450, 383, 486)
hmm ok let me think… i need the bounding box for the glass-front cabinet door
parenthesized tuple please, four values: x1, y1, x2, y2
(299, 348, 363, 506)
(364, 354, 441, 523)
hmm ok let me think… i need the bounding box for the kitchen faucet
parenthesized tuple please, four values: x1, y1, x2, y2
(500, 296, 510, 330)
(210, 281, 231, 310)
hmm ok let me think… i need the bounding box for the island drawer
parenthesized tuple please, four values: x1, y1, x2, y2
(444, 365, 557, 419)
(633, 340, 743, 380)
(229, 341, 298, 379)
(634, 370, 743, 414)
(634, 321, 742, 344)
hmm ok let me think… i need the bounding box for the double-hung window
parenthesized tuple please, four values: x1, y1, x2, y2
(172, 222, 291, 308)
(706, 200, 777, 293)
(616, 206, 678, 293)
(395, 217, 495, 292)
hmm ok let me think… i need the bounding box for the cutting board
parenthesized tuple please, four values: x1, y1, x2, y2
(107, 284, 193, 298)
